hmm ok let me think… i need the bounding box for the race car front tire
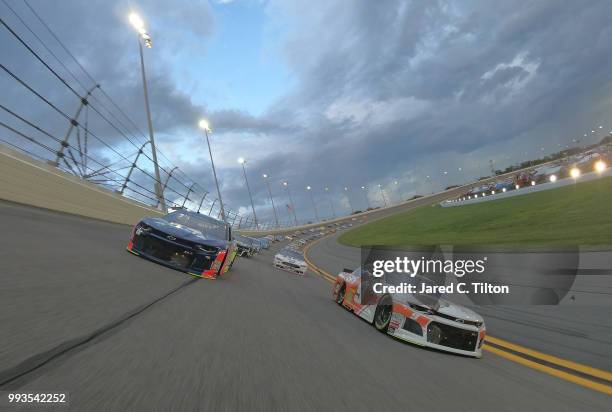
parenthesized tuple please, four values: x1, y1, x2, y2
(374, 295, 393, 332)
(335, 283, 346, 305)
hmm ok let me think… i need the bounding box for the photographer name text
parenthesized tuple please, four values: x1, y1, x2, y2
(373, 282, 509, 294)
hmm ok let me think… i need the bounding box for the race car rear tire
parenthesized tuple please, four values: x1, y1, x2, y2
(374, 295, 393, 332)
(335, 283, 346, 305)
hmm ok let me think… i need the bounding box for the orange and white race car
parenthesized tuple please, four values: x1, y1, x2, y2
(332, 267, 486, 358)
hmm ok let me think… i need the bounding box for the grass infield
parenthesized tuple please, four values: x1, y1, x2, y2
(339, 176, 612, 247)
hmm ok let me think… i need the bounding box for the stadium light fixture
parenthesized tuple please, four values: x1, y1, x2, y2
(238, 158, 257, 228)
(549, 174, 557, 182)
(305, 186, 319, 221)
(129, 13, 145, 32)
(570, 167, 581, 179)
(281, 181, 298, 225)
(343, 187, 354, 213)
(199, 119, 211, 132)
(594, 160, 607, 173)
(262, 174, 279, 228)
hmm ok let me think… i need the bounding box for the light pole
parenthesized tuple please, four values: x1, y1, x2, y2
(377, 184, 388, 207)
(361, 186, 371, 209)
(238, 157, 258, 228)
(129, 13, 165, 212)
(393, 180, 400, 204)
(199, 119, 226, 222)
(306, 186, 319, 222)
(344, 186, 354, 214)
(263, 174, 279, 228)
(283, 181, 298, 226)
(324, 187, 336, 218)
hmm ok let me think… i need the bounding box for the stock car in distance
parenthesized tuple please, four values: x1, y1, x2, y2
(234, 234, 256, 257)
(247, 236, 262, 253)
(127, 210, 237, 279)
(258, 237, 270, 249)
(332, 267, 486, 357)
(274, 247, 308, 276)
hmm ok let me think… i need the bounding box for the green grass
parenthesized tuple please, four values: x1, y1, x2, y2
(339, 176, 612, 247)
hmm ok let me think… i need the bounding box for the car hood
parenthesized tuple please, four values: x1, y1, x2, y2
(275, 253, 306, 266)
(400, 294, 483, 323)
(141, 217, 228, 248)
(435, 299, 483, 323)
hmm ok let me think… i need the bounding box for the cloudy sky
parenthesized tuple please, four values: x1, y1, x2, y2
(1, 0, 612, 224)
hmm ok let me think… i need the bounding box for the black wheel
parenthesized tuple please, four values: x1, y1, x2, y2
(374, 295, 393, 332)
(335, 283, 346, 305)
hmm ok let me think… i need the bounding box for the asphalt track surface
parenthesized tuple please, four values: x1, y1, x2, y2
(1, 200, 610, 411)
(306, 234, 612, 372)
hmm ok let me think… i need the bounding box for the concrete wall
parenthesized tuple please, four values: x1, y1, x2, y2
(0, 144, 163, 225)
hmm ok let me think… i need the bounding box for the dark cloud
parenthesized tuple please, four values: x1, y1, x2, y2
(2, 0, 612, 224)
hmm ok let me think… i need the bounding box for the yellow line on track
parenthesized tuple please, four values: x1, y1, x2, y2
(302, 234, 612, 395)
(483, 345, 612, 395)
(486, 336, 612, 383)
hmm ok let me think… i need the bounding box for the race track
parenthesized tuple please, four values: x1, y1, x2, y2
(306, 233, 612, 371)
(1, 199, 610, 411)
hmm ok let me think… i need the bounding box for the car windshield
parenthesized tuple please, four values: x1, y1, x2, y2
(162, 211, 228, 240)
(281, 249, 304, 260)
